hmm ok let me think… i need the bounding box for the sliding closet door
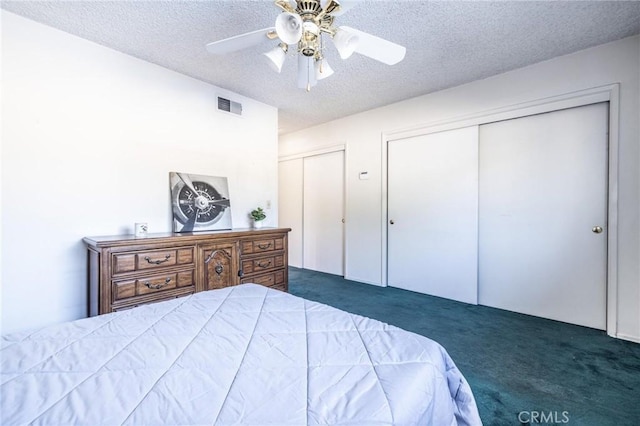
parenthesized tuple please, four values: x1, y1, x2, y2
(479, 103, 608, 329)
(303, 151, 345, 275)
(278, 158, 303, 268)
(388, 126, 478, 304)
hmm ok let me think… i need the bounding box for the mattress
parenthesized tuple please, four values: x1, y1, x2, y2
(1, 284, 481, 425)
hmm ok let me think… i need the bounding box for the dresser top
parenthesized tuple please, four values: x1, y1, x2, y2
(84, 227, 291, 248)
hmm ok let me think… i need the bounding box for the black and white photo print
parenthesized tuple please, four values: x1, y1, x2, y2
(170, 172, 232, 232)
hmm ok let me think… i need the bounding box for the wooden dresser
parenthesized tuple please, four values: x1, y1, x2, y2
(84, 228, 290, 315)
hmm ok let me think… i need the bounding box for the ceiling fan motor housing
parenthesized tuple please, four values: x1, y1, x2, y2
(296, 0, 323, 16)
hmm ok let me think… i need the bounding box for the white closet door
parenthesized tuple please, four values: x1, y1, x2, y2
(479, 103, 608, 329)
(278, 159, 303, 268)
(303, 151, 345, 275)
(388, 126, 479, 304)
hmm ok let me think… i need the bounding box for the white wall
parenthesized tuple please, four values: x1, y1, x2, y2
(1, 12, 279, 334)
(280, 35, 640, 341)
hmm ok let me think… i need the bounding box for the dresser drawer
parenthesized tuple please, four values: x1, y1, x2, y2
(112, 247, 195, 275)
(112, 290, 194, 312)
(112, 269, 195, 302)
(241, 236, 285, 255)
(241, 253, 285, 275)
(241, 269, 285, 291)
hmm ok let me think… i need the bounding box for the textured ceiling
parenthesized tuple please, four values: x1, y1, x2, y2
(2, 1, 640, 134)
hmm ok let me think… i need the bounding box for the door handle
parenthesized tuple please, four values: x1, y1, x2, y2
(390, 220, 395, 225)
(592, 226, 604, 234)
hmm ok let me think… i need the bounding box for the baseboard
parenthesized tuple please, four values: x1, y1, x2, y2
(615, 333, 640, 344)
(343, 275, 385, 287)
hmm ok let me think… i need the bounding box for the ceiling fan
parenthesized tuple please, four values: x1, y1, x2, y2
(205, 0, 406, 91)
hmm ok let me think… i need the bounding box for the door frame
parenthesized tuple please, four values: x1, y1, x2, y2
(381, 84, 620, 337)
(279, 144, 347, 276)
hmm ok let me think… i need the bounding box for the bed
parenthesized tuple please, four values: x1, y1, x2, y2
(1, 284, 481, 425)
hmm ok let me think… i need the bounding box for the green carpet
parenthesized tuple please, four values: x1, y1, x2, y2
(288, 267, 640, 425)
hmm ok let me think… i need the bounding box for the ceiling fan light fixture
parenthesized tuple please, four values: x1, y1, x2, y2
(205, 1, 406, 90)
(332, 27, 359, 59)
(264, 43, 288, 73)
(275, 12, 303, 44)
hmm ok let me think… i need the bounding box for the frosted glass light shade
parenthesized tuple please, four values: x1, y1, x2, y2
(332, 27, 359, 59)
(315, 58, 334, 80)
(275, 12, 303, 45)
(264, 45, 287, 73)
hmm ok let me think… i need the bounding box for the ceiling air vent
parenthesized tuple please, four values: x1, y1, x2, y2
(217, 96, 242, 116)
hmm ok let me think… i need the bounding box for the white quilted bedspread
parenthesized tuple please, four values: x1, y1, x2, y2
(1, 284, 481, 425)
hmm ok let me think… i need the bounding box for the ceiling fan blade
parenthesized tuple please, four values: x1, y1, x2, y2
(339, 26, 406, 65)
(206, 27, 276, 55)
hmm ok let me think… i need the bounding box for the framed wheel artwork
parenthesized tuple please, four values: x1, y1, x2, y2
(169, 172, 232, 232)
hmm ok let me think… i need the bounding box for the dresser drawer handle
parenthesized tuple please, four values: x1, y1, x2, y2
(257, 243, 272, 250)
(257, 260, 272, 269)
(145, 277, 171, 289)
(144, 254, 171, 265)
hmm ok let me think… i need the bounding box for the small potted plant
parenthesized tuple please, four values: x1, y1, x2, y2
(250, 207, 266, 229)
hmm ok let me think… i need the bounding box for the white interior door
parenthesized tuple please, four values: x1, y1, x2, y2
(479, 103, 608, 329)
(278, 158, 303, 268)
(303, 151, 345, 275)
(388, 126, 479, 304)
